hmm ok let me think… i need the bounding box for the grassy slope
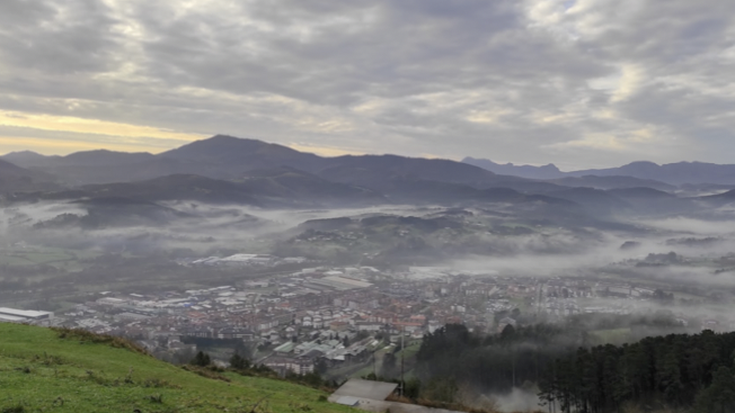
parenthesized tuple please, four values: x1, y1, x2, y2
(0, 323, 355, 413)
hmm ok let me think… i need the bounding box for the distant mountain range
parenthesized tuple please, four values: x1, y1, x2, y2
(462, 157, 565, 179)
(463, 157, 735, 186)
(3, 136, 502, 187)
(3, 135, 735, 218)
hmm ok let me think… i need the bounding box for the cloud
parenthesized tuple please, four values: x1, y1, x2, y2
(0, 0, 733, 167)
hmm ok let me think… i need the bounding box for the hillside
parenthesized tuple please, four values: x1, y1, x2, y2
(548, 175, 675, 191)
(0, 151, 60, 168)
(0, 323, 354, 413)
(0, 158, 58, 192)
(37, 171, 384, 208)
(73, 174, 262, 205)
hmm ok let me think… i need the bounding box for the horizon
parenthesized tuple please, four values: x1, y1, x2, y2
(1, 2, 734, 170)
(0, 134, 730, 173)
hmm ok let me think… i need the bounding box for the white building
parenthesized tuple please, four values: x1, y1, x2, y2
(0, 307, 54, 324)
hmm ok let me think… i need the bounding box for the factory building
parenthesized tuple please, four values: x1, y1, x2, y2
(0, 307, 54, 324)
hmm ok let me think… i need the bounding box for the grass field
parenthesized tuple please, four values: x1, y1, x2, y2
(0, 247, 103, 270)
(0, 323, 356, 413)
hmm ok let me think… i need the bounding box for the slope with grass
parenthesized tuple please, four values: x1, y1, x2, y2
(0, 323, 355, 413)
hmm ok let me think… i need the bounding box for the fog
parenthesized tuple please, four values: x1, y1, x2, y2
(640, 216, 735, 235)
(6, 195, 735, 412)
(491, 387, 542, 413)
(7, 199, 735, 264)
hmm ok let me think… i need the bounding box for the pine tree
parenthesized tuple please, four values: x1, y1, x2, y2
(694, 366, 735, 413)
(191, 351, 211, 367)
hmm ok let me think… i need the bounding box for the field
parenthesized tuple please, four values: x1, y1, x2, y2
(0, 323, 356, 413)
(0, 246, 102, 271)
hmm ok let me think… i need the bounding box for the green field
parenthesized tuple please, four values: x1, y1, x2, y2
(0, 247, 103, 270)
(0, 323, 355, 413)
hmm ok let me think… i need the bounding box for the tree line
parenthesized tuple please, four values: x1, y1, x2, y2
(412, 322, 735, 412)
(539, 330, 735, 413)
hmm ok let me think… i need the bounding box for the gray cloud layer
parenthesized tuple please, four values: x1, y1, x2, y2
(0, 0, 733, 168)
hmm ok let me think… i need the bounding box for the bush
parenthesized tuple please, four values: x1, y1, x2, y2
(52, 327, 148, 355)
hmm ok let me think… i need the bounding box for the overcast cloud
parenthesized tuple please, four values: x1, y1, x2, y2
(0, 0, 733, 169)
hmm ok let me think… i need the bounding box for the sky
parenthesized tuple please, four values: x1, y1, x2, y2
(0, 0, 734, 170)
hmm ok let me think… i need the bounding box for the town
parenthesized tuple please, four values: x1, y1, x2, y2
(2, 250, 727, 381)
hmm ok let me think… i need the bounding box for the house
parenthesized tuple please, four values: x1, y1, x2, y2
(216, 327, 255, 340)
(330, 321, 350, 332)
(262, 356, 314, 376)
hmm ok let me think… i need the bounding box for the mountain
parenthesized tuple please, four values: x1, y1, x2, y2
(0, 323, 346, 413)
(43, 170, 386, 208)
(0, 158, 58, 192)
(164, 137, 510, 190)
(2, 150, 172, 186)
(75, 197, 194, 228)
(61, 149, 157, 166)
(463, 157, 565, 179)
(238, 167, 386, 206)
(0, 157, 33, 177)
(160, 135, 322, 173)
(12, 137, 735, 189)
(699, 189, 735, 207)
(465, 156, 735, 186)
(607, 187, 695, 216)
(60, 174, 263, 205)
(1, 149, 155, 168)
(549, 175, 675, 191)
(316, 154, 503, 188)
(31, 156, 223, 186)
(16, 136, 520, 189)
(546, 187, 630, 216)
(569, 161, 735, 185)
(0, 150, 59, 168)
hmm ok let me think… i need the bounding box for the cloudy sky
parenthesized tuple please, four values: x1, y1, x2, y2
(0, 0, 733, 170)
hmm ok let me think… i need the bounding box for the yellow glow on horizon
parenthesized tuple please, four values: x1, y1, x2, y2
(0, 111, 374, 158)
(0, 136, 164, 155)
(0, 110, 206, 145)
(288, 143, 365, 157)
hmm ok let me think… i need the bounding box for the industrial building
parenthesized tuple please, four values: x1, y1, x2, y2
(0, 307, 54, 324)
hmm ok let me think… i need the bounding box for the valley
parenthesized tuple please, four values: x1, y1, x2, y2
(4, 136, 735, 412)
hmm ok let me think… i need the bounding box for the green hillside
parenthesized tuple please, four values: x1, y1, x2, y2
(0, 323, 354, 413)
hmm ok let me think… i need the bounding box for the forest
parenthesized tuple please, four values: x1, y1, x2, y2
(538, 330, 735, 413)
(409, 322, 735, 413)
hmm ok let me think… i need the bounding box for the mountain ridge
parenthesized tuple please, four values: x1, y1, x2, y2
(8, 136, 735, 187)
(0, 158, 60, 192)
(464, 156, 735, 186)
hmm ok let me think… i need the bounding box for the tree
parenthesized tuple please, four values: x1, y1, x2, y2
(230, 352, 250, 370)
(315, 358, 328, 375)
(694, 366, 735, 413)
(382, 352, 397, 378)
(191, 351, 211, 367)
(500, 324, 516, 343)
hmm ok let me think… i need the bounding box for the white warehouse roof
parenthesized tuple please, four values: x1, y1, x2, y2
(0, 307, 54, 319)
